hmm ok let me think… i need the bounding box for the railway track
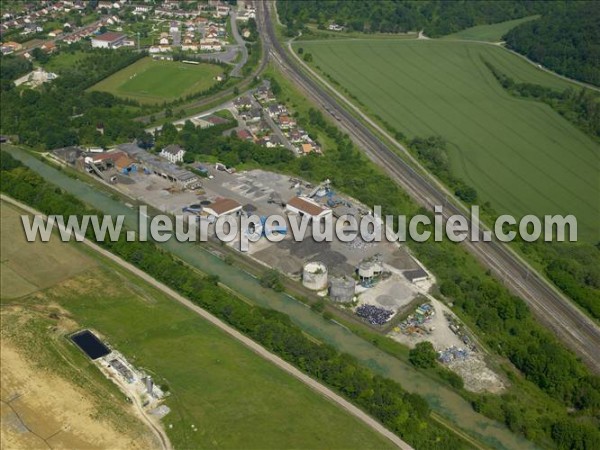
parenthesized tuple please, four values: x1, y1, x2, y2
(257, 1, 600, 373)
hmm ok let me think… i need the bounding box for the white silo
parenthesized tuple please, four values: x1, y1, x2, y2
(302, 262, 328, 290)
(145, 376, 154, 395)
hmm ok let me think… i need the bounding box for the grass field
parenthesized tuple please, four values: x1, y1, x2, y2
(42, 51, 89, 73)
(443, 16, 539, 42)
(0, 200, 94, 298)
(90, 57, 223, 104)
(296, 39, 600, 242)
(0, 202, 395, 450)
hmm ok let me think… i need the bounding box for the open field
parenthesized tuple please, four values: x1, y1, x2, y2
(296, 39, 600, 242)
(0, 201, 94, 298)
(443, 16, 539, 42)
(0, 202, 396, 450)
(43, 50, 89, 72)
(90, 57, 223, 104)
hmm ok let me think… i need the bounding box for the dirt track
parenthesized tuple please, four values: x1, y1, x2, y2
(1, 195, 412, 450)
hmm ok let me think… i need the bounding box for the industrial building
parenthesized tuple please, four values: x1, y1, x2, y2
(285, 196, 332, 221)
(404, 267, 429, 284)
(357, 258, 384, 284)
(202, 197, 242, 218)
(118, 143, 201, 189)
(91, 31, 128, 48)
(109, 358, 135, 383)
(160, 144, 186, 163)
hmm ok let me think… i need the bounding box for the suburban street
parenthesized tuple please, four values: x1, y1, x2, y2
(257, 1, 600, 373)
(229, 10, 249, 77)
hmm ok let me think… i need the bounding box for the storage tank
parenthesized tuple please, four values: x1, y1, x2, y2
(357, 261, 383, 281)
(329, 276, 356, 303)
(302, 262, 328, 290)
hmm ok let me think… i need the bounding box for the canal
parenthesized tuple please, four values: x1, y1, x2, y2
(6, 146, 536, 450)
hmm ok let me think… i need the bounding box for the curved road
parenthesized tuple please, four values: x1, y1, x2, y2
(229, 10, 249, 77)
(1, 194, 412, 450)
(258, 1, 600, 374)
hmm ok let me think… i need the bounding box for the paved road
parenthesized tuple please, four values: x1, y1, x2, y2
(1, 194, 411, 450)
(258, 1, 600, 374)
(229, 10, 249, 77)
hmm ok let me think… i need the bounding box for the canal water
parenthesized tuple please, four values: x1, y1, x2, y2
(7, 147, 536, 450)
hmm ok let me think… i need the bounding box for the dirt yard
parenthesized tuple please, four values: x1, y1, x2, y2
(389, 296, 506, 393)
(1, 339, 156, 450)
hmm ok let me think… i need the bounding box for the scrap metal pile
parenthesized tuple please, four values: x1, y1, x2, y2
(355, 304, 394, 325)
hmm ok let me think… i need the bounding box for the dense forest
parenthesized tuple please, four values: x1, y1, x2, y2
(0, 151, 463, 450)
(0, 49, 148, 149)
(277, 0, 554, 36)
(504, 1, 600, 86)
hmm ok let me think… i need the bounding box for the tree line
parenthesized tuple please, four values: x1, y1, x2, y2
(484, 61, 600, 141)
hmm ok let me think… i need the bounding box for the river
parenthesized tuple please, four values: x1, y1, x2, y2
(5, 146, 537, 450)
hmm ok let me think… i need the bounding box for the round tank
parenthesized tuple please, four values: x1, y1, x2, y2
(302, 262, 328, 291)
(358, 261, 382, 279)
(329, 277, 356, 303)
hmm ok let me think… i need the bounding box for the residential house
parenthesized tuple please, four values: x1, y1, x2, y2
(234, 95, 252, 110)
(41, 41, 57, 53)
(278, 115, 295, 130)
(236, 129, 253, 141)
(243, 107, 262, 123)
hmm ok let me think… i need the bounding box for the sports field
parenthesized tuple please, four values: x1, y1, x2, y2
(90, 57, 223, 104)
(296, 39, 600, 242)
(0, 202, 395, 450)
(443, 15, 539, 42)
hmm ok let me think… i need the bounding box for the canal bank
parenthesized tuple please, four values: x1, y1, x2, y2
(4, 145, 536, 450)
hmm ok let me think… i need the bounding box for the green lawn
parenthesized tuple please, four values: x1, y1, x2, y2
(43, 50, 88, 72)
(296, 39, 600, 242)
(90, 57, 223, 104)
(443, 15, 539, 42)
(1, 203, 394, 450)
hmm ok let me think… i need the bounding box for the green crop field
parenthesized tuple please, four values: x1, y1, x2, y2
(90, 57, 223, 104)
(297, 39, 600, 242)
(0, 202, 394, 450)
(443, 15, 539, 42)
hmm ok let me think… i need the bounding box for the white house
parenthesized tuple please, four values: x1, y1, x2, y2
(160, 144, 186, 163)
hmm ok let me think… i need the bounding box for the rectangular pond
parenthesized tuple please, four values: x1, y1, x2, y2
(71, 330, 110, 360)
